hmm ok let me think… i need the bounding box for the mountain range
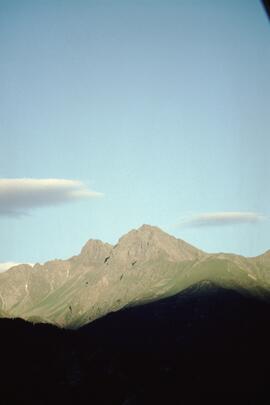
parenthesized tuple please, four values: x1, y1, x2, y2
(1, 224, 270, 328)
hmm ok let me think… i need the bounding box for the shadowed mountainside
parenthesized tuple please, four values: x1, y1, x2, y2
(1, 283, 270, 404)
(0, 225, 270, 328)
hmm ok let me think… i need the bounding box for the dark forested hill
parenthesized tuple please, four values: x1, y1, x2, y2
(1, 283, 270, 405)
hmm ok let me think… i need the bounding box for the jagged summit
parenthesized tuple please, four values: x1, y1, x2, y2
(138, 224, 164, 232)
(80, 239, 112, 263)
(261, 249, 270, 257)
(117, 224, 165, 242)
(0, 224, 269, 329)
(252, 249, 270, 264)
(114, 224, 204, 262)
(81, 239, 110, 253)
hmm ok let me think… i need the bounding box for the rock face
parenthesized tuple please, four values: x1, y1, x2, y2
(79, 240, 112, 264)
(0, 224, 269, 328)
(111, 224, 204, 263)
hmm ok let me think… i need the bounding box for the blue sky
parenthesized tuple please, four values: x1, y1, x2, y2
(0, 0, 270, 265)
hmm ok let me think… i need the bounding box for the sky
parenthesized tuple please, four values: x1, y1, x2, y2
(0, 0, 270, 267)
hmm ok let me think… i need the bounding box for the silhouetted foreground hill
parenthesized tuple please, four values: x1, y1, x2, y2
(1, 284, 270, 405)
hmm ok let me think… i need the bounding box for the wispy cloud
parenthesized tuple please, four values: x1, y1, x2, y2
(0, 178, 103, 217)
(0, 262, 34, 273)
(177, 212, 267, 228)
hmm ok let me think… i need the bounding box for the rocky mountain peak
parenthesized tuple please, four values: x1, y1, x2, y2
(80, 239, 112, 263)
(117, 224, 168, 243)
(0, 224, 268, 329)
(263, 249, 270, 257)
(113, 224, 204, 262)
(254, 249, 270, 263)
(138, 224, 163, 233)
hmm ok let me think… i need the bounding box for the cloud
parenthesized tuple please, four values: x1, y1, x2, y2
(177, 212, 267, 228)
(0, 178, 103, 217)
(0, 262, 34, 273)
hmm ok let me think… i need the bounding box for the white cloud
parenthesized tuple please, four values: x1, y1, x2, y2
(177, 211, 267, 228)
(0, 262, 34, 273)
(0, 178, 103, 216)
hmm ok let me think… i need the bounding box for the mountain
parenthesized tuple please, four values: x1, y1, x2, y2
(1, 283, 270, 404)
(0, 224, 270, 328)
(1, 227, 270, 403)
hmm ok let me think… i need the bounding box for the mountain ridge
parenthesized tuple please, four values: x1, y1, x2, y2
(0, 224, 269, 328)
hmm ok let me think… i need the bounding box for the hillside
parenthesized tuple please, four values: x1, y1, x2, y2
(1, 284, 270, 404)
(0, 225, 269, 328)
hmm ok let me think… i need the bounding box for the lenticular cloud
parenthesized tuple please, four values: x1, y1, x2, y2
(178, 211, 267, 228)
(0, 178, 103, 216)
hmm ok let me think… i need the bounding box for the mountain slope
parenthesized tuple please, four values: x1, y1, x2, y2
(1, 284, 270, 404)
(0, 225, 269, 328)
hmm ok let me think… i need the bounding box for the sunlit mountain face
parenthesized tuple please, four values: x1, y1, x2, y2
(1, 225, 270, 328)
(1, 225, 270, 404)
(1, 278, 270, 405)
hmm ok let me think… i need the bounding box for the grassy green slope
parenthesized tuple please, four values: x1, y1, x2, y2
(9, 254, 270, 329)
(126, 255, 270, 309)
(66, 255, 270, 328)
